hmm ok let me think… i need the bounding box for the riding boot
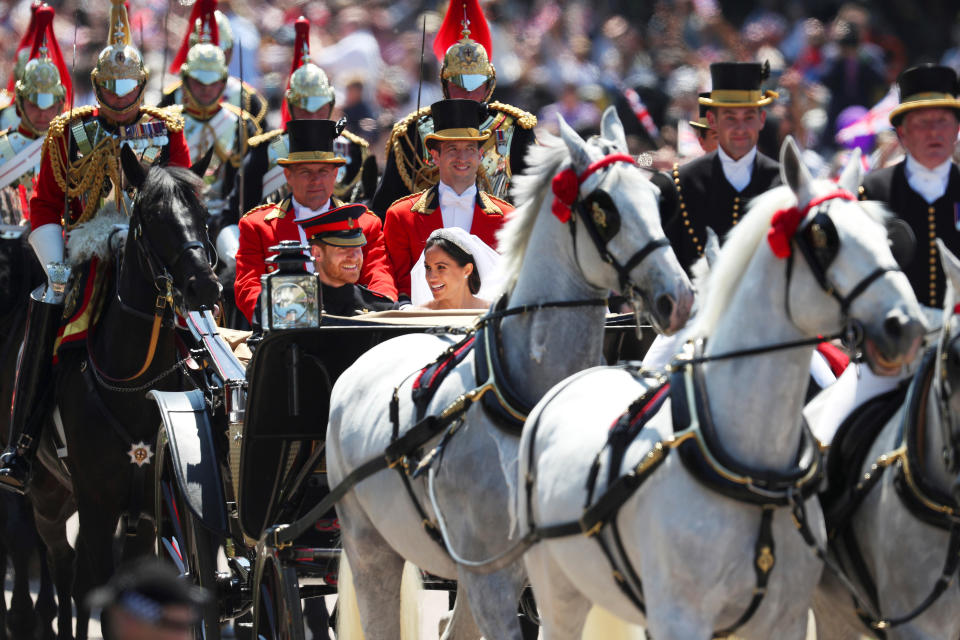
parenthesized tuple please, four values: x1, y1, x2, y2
(0, 286, 66, 495)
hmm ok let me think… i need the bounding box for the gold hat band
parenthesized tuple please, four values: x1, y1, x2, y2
(277, 151, 347, 165)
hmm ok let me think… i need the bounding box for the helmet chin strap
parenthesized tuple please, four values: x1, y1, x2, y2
(96, 87, 144, 126)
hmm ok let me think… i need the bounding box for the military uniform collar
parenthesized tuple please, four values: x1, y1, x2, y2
(411, 184, 504, 216)
(264, 196, 345, 221)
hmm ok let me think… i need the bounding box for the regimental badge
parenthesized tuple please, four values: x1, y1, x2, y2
(810, 223, 828, 249)
(127, 441, 154, 467)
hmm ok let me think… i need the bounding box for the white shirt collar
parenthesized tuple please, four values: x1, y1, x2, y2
(291, 197, 332, 221)
(717, 145, 757, 192)
(905, 155, 952, 204)
(438, 182, 477, 232)
(438, 182, 477, 203)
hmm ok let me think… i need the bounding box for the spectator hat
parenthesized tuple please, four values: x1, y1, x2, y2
(699, 61, 778, 108)
(889, 64, 960, 126)
(277, 119, 347, 166)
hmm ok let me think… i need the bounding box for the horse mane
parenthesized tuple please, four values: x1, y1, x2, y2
(138, 165, 207, 216)
(692, 182, 892, 337)
(496, 132, 570, 293)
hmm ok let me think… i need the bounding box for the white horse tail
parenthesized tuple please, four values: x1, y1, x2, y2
(336, 555, 364, 640)
(400, 561, 423, 640)
(581, 606, 647, 640)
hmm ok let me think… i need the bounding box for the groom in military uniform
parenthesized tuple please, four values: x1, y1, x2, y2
(652, 62, 781, 273)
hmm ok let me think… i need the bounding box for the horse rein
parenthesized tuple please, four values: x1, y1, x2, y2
(935, 295, 960, 474)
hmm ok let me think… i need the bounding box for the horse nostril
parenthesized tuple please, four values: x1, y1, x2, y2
(883, 314, 903, 340)
(655, 294, 674, 320)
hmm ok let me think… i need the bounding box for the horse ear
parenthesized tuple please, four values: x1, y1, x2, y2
(937, 239, 960, 298)
(837, 147, 863, 195)
(600, 106, 629, 153)
(557, 113, 590, 173)
(779, 135, 813, 205)
(120, 144, 147, 189)
(190, 146, 215, 178)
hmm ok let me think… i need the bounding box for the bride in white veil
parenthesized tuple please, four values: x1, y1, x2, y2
(409, 227, 503, 309)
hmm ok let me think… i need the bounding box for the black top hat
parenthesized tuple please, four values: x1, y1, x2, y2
(424, 99, 490, 144)
(699, 61, 778, 108)
(87, 559, 209, 628)
(889, 64, 960, 126)
(278, 119, 347, 165)
(297, 202, 368, 247)
(690, 92, 712, 130)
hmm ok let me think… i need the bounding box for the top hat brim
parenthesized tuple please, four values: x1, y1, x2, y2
(277, 151, 347, 166)
(423, 127, 491, 144)
(699, 89, 778, 108)
(889, 98, 960, 126)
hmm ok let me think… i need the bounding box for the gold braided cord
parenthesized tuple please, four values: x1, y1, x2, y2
(249, 128, 282, 148)
(46, 106, 186, 229)
(388, 106, 433, 192)
(488, 101, 537, 129)
(333, 128, 371, 199)
(340, 128, 369, 148)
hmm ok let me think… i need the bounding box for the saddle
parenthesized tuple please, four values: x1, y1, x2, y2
(821, 381, 910, 535)
(410, 334, 475, 419)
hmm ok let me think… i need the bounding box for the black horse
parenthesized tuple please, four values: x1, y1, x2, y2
(50, 147, 219, 638)
(0, 226, 72, 640)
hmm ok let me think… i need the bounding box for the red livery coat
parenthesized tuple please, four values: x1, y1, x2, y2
(382, 185, 512, 296)
(235, 197, 396, 323)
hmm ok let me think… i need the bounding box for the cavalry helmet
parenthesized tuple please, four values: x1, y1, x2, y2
(283, 17, 335, 120)
(91, 0, 148, 121)
(15, 4, 71, 134)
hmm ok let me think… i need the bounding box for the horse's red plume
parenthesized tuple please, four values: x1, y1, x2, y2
(169, 0, 220, 74)
(281, 16, 312, 126)
(433, 0, 492, 63)
(767, 206, 804, 259)
(23, 5, 72, 108)
(7, 1, 43, 93)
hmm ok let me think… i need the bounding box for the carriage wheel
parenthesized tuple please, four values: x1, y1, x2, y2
(252, 551, 304, 640)
(155, 431, 223, 640)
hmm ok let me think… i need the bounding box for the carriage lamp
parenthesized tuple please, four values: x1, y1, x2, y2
(260, 240, 322, 331)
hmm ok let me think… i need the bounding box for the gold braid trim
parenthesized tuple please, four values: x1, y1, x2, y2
(139, 105, 185, 134)
(249, 128, 283, 148)
(46, 106, 119, 230)
(488, 101, 537, 129)
(340, 128, 369, 148)
(388, 106, 433, 193)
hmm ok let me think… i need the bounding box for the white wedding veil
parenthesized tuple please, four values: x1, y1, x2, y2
(410, 227, 504, 306)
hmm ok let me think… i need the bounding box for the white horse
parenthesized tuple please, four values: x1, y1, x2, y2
(813, 242, 960, 639)
(325, 107, 694, 639)
(515, 137, 927, 640)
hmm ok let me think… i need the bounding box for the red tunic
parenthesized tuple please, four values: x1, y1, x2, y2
(30, 107, 191, 228)
(382, 185, 511, 297)
(235, 197, 396, 323)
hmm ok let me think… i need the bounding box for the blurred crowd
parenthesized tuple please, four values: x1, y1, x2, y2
(1, 0, 958, 175)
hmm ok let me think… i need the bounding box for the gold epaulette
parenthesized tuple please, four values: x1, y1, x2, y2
(139, 105, 185, 134)
(46, 105, 98, 144)
(221, 102, 263, 136)
(242, 201, 277, 218)
(488, 101, 537, 129)
(388, 189, 428, 211)
(341, 128, 369, 148)
(248, 128, 283, 148)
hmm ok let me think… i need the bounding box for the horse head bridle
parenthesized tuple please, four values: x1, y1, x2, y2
(783, 190, 911, 350)
(126, 193, 216, 315)
(552, 151, 670, 299)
